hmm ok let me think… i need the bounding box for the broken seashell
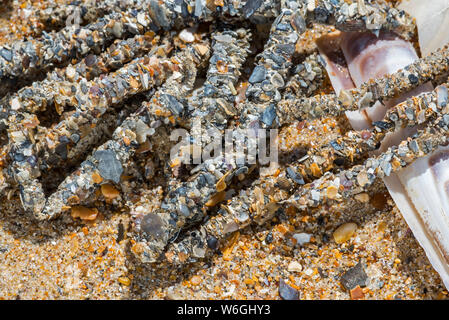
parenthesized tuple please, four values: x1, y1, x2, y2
(399, 0, 449, 57)
(339, 30, 432, 131)
(383, 2, 449, 289)
(318, 23, 449, 288)
(316, 21, 449, 288)
(384, 147, 449, 287)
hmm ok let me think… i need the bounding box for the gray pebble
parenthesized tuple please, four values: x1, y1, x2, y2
(279, 279, 299, 300)
(340, 262, 368, 290)
(94, 149, 123, 184)
(249, 66, 266, 84)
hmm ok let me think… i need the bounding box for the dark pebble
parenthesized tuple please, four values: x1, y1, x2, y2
(340, 262, 368, 290)
(1, 48, 12, 62)
(248, 65, 266, 84)
(261, 104, 276, 126)
(286, 167, 305, 185)
(242, 0, 263, 18)
(162, 94, 184, 116)
(55, 143, 68, 159)
(279, 279, 299, 300)
(267, 53, 286, 67)
(330, 140, 343, 151)
(116, 222, 125, 242)
(276, 44, 295, 56)
(291, 12, 306, 33)
(314, 7, 329, 23)
(333, 157, 345, 166)
(265, 232, 273, 244)
(207, 236, 218, 250)
(94, 149, 124, 183)
(141, 213, 165, 239)
(408, 74, 418, 84)
(84, 54, 97, 67)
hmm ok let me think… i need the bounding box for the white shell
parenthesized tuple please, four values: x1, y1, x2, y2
(318, 22, 449, 288)
(339, 31, 427, 131)
(384, 147, 449, 288)
(385, 0, 449, 289)
(399, 0, 449, 57)
(316, 31, 355, 95)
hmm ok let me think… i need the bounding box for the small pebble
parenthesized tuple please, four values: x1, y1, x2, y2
(355, 193, 370, 203)
(179, 29, 195, 43)
(101, 184, 120, 199)
(279, 279, 299, 300)
(94, 150, 124, 184)
(10, 98, 21, 111)
(350, 286, 365, 300)
(340, 262, 368, 290)
(191, 275, 202, 286)
(356, 171, 369, 187)
(71, 206, 98, 221)
(248, 66, 266, 84)
(287, 261, 303, 272)
(118, 277, 131, 286)
(333, 223, 357, 244)
(292, 233, 311, 246)
(65, 66, 76, 81)
(326, 185, 338, 199)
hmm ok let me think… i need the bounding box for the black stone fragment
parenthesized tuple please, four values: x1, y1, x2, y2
(261, 104, 276, 126)
(248, 65, 266, 84)
(340, 262, 368, 290)
(314, 7, 329, 23)
(242, 0, 263, 18)
(276, 44, 295, 56)
(408, 74, 418, 84)
(0, 49, 12, 62)
(55, 143, 68, 160)
(291, 12, 306, 33)
(117, 222, 125, 242)
(265, 232, 273, 244)
(207, 235, 218, 250)
(94, 149, 123, 183)
(333, 157, 345, 166)
(162, 94, 184, 116)
(279, 279, 299, 300)
(286, 167, 305, 185)
(372, 121, 393, 130)
(330, 140, 343, 151)
(141, 213, 165, 239)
